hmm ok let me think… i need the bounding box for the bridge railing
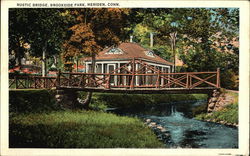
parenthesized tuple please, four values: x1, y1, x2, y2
(9, 75, 57, 89)
(9, 69, 220, 90)
(57, 68, 220, 89)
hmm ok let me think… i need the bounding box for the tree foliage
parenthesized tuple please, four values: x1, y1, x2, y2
(9, 8, 239, 89)
(9, 9, 70, 62)
(129, 8, 239, 89)
(63, 9, 131, 60)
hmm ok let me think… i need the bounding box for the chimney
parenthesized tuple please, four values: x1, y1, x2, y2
(130, 35, 133, 42)
(150, 32, 153, 48)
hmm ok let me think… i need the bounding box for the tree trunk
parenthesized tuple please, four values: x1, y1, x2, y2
(15, 42, 23, 67)
(42, 43, 47, 77)
(81, 92, 92, 109)
(170, 32, 177, 73)
(80, 53, 96, 109)
(42, 50, 46, 76)
(91, 53, 96, 73)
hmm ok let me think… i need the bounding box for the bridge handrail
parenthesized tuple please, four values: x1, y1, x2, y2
(60, 71, 218, 75)
(9, 68, 220, 90)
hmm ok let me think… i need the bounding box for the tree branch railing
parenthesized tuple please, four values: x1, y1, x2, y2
(56, 69, 220, 89)
(9, 69, 220, 90)
(9, 75, 57, 89)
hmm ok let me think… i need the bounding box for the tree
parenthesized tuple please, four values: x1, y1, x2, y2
(9, 9, 70, 76)
(63, 8, 131, 108)
(128, 8, 239, 89)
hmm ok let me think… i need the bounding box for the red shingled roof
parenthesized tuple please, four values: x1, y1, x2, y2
(85, 42, 173, 65)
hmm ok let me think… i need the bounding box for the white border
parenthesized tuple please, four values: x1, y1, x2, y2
(1, 1, 249, 156)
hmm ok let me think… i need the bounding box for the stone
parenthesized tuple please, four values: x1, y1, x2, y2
(150, 122, 156, 126)
(149, 122, 157, 127)
(161, 128, 168, 133)
(157, 125, 163, 130)
(207, 109, 213, 113)
(208, 102, 215, 108)
(211, 97, 218, 102)
(55, 94, 62, 99)
(56, 98, 62, 102)
(146, 119, 151, 123)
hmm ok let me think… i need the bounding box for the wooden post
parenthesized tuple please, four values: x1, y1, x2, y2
(15, 75, 17, 89)
(34, 77, 37, 89)
(42, 77, 46, 88)
(26, 77, 29, 88)
(186, 73, 189, 88)
(57, 69, 61, 88)
(68, 73, 71, 86)
(189, 75, 192, 88)
(217, 68, 220, 88)
(156, 71, 160, 88)
(106, 74, 110, 89)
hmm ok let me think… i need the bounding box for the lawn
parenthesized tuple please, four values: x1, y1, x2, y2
(9, 110, 165, 148)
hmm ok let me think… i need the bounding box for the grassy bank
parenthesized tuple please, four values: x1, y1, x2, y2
(195, 91, 238, 125)
(87, 93, 207, 111)
(9, 90, 208, 148)
(10, 110, 164, 148)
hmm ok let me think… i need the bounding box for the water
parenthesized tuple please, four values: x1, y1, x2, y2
(143, 103, 238, 148)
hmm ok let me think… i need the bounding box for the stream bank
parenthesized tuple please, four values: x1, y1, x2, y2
(196, 90, 238, 127)
(108, 100, 238, 148)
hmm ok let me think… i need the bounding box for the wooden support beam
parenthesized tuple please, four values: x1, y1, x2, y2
(186, 73, 189, 88)
(217, 68, 220, 88)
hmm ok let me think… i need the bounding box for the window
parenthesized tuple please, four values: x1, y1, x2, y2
(105, 48, 123, 54)
(145, 51, 155, 57)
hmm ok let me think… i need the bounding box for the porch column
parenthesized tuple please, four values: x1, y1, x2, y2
(154, 65, 157, 85)
(118, 63, 120, 85)
(161, 67, 164, 86)
(86, 63, 89, 73)
(101, 63, 104, 78)
(135, 63, 139, 86)
(115, 64, 117, 86)
(94, 64, 97, 73)
(145, 67, 148, 85)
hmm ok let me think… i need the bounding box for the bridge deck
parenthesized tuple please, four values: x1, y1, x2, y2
(57, 86, 216, 94)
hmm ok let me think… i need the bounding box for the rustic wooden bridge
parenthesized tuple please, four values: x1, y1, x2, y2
(9, 60, 220, 94)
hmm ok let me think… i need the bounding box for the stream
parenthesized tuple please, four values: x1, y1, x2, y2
(110, 100, 238, 148)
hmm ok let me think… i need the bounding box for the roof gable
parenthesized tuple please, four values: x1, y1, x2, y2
(86, 42, 173, 65)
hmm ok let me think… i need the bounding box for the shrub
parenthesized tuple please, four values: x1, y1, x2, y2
(93, 93, 207, 110)
(9, 89, 59, 113)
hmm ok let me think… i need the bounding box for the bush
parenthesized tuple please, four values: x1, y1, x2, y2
(9, 89, 59, 113)
(93, 93, 207, 110)
(220, 69, 239, 90)
(9, 110, 164, 148)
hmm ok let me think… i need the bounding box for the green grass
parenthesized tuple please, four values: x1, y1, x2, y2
(195, 90, 238, 125)
(9, 110, 164, 148)
(87, 92, 207, 110)
(195, 103, 238, 124)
